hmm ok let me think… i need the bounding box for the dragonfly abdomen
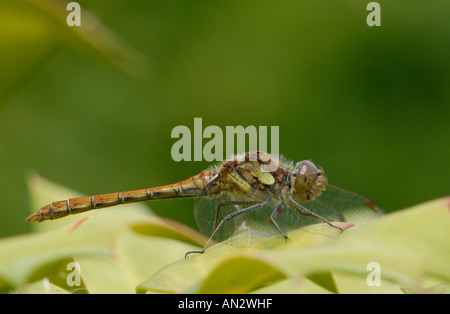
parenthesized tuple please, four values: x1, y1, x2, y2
(26, 191, 150, 222)
(26, 171, 216, 222)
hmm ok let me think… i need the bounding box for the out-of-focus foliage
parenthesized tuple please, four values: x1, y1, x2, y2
(0, 0, 146, 110)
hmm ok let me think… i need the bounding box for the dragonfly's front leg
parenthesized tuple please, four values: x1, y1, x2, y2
(269, 201, 289, 240)
(288, 196, 343, 232)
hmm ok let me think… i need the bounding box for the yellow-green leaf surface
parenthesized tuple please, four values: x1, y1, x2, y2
(139, 197, 450, 294)
(401, 282, 450, 294)
(267, 197, 450, 286)
(137, 222, 352, 294)
(0, 175, 202, 293)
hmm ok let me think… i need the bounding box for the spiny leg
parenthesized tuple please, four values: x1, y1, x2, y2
(185, 201, 267, 258)
(269, 201, 289, 241)
(212, 200, 259, 232)
(289, 196, 343, 232)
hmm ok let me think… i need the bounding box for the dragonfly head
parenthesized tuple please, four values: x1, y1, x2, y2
(291, 160, 326, 202)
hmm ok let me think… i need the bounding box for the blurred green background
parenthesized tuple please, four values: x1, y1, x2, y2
(0, 0, 448, 238)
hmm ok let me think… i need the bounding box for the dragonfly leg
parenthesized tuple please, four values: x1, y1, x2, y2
(269, 201, 289, 240)
(185, 201, 267, 258)
(212, 200, 259, 232)
(289, 197, 343, 232)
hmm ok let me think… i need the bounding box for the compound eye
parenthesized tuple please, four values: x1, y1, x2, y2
(298, 160, 318, 178)
(294, 160, 319, 192)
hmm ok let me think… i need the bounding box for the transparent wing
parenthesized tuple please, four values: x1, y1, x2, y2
(264, 184, 381, 237)
(194, 191, 286, 247)
(301, 184, 382, 225)
(194, 178, 381, 247)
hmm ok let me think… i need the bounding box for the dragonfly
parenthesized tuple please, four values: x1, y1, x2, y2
(26, 152, 381, 256)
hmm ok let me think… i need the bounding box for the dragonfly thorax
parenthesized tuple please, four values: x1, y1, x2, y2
(291, 160, 326, 202)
